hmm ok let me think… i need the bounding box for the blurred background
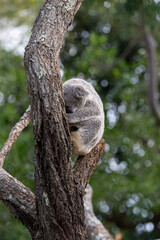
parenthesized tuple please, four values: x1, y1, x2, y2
(0, 0, 160, 239)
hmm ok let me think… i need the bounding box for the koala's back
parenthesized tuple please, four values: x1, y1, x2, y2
(64, 78, 103, 107)
(63, 78, 104, 155)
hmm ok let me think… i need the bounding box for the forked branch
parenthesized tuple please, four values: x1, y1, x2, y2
(0, 105, 110, 239)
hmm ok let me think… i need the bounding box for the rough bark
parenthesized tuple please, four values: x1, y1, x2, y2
(0, 91, 110, 240)
(0, 162, 113, 240)
(0, 139, 109, 240)
(24, 0, 88, 239)
(0, 168, 37, 236)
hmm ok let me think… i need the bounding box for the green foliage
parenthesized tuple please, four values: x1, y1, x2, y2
(0, 204, 31, 240)
(62, 0, 160, 239)
(0, 48, 33, 240)
(1, 0, 160, 239)
(0, 0, 43, 25)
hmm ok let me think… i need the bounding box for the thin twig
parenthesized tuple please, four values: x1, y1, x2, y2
(0, 106, 31, 167)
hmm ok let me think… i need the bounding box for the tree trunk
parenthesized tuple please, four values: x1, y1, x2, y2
(0, 1, 111, 239)
(24, 0, 87, 239)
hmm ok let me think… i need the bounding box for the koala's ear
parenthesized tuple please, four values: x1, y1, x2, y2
(74, 86, 89, 98)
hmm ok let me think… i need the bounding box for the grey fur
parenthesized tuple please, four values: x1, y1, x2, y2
(63, 78, 104, 156)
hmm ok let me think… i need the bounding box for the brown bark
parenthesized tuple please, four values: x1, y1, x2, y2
(0, 139, 108, 239)
(0, 168, 37, 236)
(24, 0, 87, 239)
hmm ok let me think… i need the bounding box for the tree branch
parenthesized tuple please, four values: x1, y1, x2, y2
(84, 185, 114, 240)
(0, 168, 37, 236)
(0, 114, 112, 238)
(0, 106, 31, 167)
(73, 139, 106, 190)
(139, 12, 160, 123)
(143, 27, 160, 123)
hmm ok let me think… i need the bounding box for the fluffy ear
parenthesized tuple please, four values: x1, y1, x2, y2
(74, 85, 89, 98)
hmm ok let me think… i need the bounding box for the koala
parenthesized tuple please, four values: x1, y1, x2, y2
(63, 78, 104, 156)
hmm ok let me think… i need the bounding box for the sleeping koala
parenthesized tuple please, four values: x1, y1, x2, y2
(63, 78, 104, 156)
